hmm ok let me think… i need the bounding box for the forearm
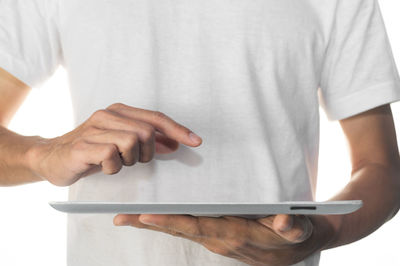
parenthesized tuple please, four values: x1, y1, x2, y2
(0, 126, 44, 186)
(320, 162, 400, 250)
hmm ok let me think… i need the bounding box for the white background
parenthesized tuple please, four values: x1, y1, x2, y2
(0, 0, 399, 265)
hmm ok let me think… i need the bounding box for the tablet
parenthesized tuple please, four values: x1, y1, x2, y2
(49, 200, 362, 218)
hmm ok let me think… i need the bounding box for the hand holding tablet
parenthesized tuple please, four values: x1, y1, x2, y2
(49, 200, 362, 218)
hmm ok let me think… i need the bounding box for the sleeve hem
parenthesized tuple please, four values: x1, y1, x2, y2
(0, 50, 39, 88)
(319, 80, 400, 121)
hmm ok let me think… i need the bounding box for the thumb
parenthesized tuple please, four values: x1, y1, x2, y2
(258, 214, 313, 243)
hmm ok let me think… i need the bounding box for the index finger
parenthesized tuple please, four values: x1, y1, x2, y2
(106, 103, 202, 147)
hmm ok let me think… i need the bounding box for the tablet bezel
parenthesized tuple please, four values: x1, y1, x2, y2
(49, 200, 362, 217)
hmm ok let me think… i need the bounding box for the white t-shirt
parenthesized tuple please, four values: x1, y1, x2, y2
(1, 0, 400, 265)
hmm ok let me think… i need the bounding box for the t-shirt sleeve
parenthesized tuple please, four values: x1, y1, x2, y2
(0, 0, 62, 88)
(318, 0, 400, 121)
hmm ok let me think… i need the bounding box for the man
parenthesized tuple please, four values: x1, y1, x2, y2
(0, 0, 399, 265)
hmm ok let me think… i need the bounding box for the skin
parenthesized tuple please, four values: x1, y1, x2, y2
(1, 66, 400, 265)
(0, 67, 202, 186)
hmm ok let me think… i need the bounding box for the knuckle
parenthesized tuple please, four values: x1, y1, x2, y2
(123, 133, 139, 149)
(107, 102, 125, 111)
(141, 126, 155, 143)
(152, 111, 167, 122)
(90, 109, 108, 121)
(103, 145, 118, 159)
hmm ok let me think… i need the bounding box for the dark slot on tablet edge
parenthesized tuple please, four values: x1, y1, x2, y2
(290, 206, 317, 210)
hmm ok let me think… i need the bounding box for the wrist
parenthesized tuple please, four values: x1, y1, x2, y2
(24, 136, 53, 180)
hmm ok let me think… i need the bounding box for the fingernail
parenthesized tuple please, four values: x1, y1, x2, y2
(139, 215, 156, 226)
(189, 132, 202, 144)
(141, 220, 156, 226)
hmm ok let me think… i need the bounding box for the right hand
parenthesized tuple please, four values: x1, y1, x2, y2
(26, 103, 202, 186)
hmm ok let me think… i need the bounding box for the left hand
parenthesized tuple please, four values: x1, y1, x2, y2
(113, 213, 333, 265)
